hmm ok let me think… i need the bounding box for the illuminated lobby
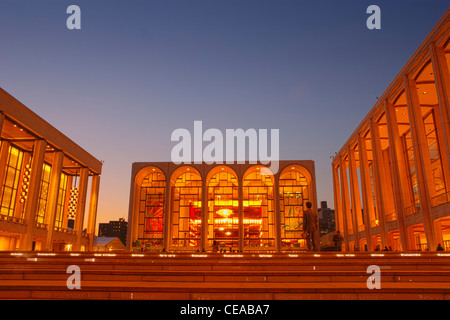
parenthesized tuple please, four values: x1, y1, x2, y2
(332, 11, 450, 252)
(127, 161, 318, 252)
(0, 88, 102, 252)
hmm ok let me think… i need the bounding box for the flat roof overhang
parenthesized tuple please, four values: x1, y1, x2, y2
(0, 88, 102, 175)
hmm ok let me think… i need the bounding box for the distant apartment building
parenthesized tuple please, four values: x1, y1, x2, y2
(318, 201, 335, 237)
(98, 218, 127, 246)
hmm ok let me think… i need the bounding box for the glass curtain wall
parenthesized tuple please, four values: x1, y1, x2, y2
(279, 166, 310, 249)
(171, 168, 202, 248)
(207, 169, 239, 250)
(243, 167, 275, 249)
(138, 168, 166, 248)
(0, 146, 23, 217)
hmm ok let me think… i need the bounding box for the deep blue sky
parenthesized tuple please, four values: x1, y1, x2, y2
(0, 1, 448, 224)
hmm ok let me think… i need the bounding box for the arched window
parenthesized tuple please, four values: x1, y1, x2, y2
(138, 167, 166, 247)
(243, 166, 275, 249)
(170, 167, 202, 249)
(279, 165, 311, 249)
(206, 166, 239, 250)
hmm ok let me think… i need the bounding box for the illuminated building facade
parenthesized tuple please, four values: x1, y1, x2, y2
(0, 88, 102, 251)
(127, 161, 317, 252)
(332, 10, 450, 252)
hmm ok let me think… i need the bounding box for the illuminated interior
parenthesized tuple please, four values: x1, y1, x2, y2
(0, 145, 23, 218)
(133, 163, 316, 252)
(413, 60, 447, 206)
(36, 164, 51, 225)
(279, 166, 310, 248)
(170, 167, 202, 248)
(0, 89, 102, 252)
(243, 166, 275, 249)
(138, 167, 166, 248)
(393, 90, 420, 216)
(375, 112, 396, 222)
(361, 130, 379, 227)
(207, 167, 239, 249)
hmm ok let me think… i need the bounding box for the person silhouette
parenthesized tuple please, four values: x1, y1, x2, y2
(302, 202, 319, 252)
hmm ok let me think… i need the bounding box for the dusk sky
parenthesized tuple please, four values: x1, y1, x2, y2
(1, 1, 449, 226)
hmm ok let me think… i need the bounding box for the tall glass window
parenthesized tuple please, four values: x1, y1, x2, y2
(171, 168, 202, 248)
(424, 109, 445, 201)
(55, 173, 68, 228)
(243, 166, 275, 249)
(376, 113, 396, 222)
(279, 166, 310, 249)
(207, 168, 239, 249)
(139, 169, 166, 247)
(36, 164, 51, 225)
(393, 90, 420, 216)
(414, 60, 447, 206)
(0, 146, 23, 217)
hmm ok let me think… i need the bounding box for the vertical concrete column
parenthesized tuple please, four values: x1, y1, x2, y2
(87, 174, 100, 251)
(44, 151, 64, 251)
(338, 157, 350, 251)
(434, 219, 444, 248)
(20, 139, 47, 251)
(238, 175, 244, 252)
(201, 175, 207, 252)
(163, 176, 171, 252)
(0, 139, 10, 199)
(385, 101, 409, 251)
(332, 162, 344, 235)
(369, 118, 389, 248)
(74, 167, 89, 251)
(347, 145, 361, 250)
(274, 174, 281, 253)
(0, 113, 10, 199)
(357, 134, 373, 251)
(404, 75, 436, 251)
(127, 169, 140, 252)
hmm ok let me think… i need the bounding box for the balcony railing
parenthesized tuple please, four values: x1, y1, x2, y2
(405, 203, 420, 216)
(54, 226, 77, 235)
(431, 191, 450, 207)
(0, 215, 79, 236)
(34, 221, 48, 230)
(0, 214, 25, 224)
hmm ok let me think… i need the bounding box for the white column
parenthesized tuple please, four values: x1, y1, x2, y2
(20, 139, 47, 250)
(404, 75, 437, 251)
(87, 174, 100, 251)
(347, 145, 361, 250)
(385, 101, 409, 251)
(338, 157, 351, 251)
(74, 168, 89, 251)
(357, 134, 373, 251)
(369, 119, 389, 248)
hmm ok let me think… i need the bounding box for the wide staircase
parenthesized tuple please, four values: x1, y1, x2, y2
(0, 251, 450, 300)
